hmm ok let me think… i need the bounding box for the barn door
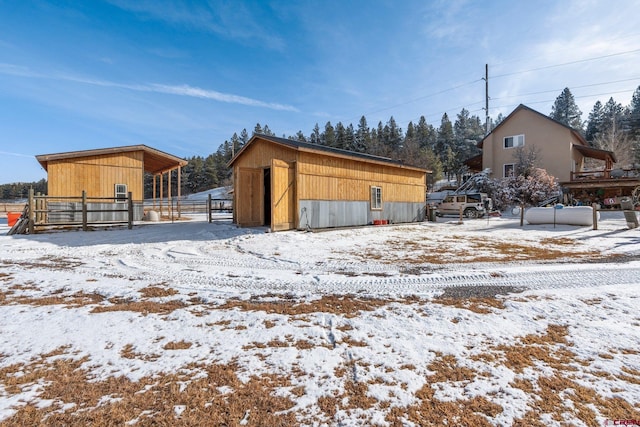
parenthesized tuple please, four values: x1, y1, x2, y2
(271, 159, 295, 231)
(236, 168, 263, 226)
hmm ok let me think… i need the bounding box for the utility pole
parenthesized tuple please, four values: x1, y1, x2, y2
(484, 64, 489, 135)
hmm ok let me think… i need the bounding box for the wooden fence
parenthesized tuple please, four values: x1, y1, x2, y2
(23, 189, 138, 233)
(6, 190, 233, 234)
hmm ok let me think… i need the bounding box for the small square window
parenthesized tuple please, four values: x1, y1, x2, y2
(504, 134, 524, 148)
(115, 184, 128, 203)
(504, 164, 515, 178)
(370, 186, 382, 210)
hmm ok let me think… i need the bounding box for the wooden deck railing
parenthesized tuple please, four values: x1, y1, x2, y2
(571, 168, 640, 181)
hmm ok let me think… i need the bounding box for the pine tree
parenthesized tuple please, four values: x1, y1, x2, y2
(415, 116, 436, 151)
(550, 88, 583, 131)
(322, 122, 335, 147)
(334, 122, 347, 149)
(354, 116, 371, 153)
(626, 87, 640, 137)
(344, 124, 356, 151)
(294, 131, 306, 142)
(385, 116, 403, 154)
(310, 123, 321, 144)
(585, 101, 604, 145)
(240, 129, 249, 144)
(436, 113, 455, 179)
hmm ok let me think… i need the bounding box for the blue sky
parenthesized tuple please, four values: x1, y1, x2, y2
(1, 0, 639, 185)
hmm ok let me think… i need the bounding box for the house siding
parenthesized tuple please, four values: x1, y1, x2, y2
(482, 108, 580, 182)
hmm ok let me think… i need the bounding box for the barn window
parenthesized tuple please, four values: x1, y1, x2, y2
(370, 186, 382, 210)
(115, 184, 128, 203)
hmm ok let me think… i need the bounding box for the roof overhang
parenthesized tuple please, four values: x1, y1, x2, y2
(36, 145, 188, 175)
(573, 144, 617, 163)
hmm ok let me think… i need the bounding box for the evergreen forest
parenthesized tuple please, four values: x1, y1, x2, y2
(2, 85, 640, 200)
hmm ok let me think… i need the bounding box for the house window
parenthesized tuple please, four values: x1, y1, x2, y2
(115, 184, 128, 203)
(504, 134, 524, 148)
(370, 186, 382, 210)
(504, 164, 515, 178)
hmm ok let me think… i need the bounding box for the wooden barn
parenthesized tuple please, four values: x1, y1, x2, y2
(36, 145, 188, 221)
(228, 134, 428, 231)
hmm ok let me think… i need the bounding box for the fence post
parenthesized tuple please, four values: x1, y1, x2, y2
(28, 188, 35, 234)
(592, 203, 598, 230)
(82, 190, 88, 231)
(128, 192, 133, 229)
(208, 193, 212, 223)
(519, 202, 525, 227)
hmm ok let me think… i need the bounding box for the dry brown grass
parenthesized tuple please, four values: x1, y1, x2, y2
(0, 351, 297, 426)
(91, 297, 186, 315)
(434, 296, 506, 314)
(2, 290, 638, 425)
(139, 284, 179, 298)
(120, 344, 161, 361)
(2, 255, 84, 270)
(163, 340, 193, 350)
(353, 235, 600, 264)
(219, 294, 390, 318)
(0, 290, 105, 308)
(385, 353, 502, 426)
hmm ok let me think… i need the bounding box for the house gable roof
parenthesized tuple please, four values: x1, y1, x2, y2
(36, 145, 188, 175)
(478, 104, 589, 148)
(228, 134, 429, 173)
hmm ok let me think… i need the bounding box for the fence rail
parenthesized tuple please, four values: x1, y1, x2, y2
(7, 190, 234, 234)
(18, 189, 137, 233)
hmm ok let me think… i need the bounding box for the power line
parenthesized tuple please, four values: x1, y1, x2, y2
(339, 47, 640, 131)
(492, 48, 640, 79)
(347, 78, 482, 123)
(487, 89, 637, 115)
(490, 77, 640, 101)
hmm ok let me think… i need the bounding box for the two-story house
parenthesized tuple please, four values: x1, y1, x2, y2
(468, 104, 640, 207)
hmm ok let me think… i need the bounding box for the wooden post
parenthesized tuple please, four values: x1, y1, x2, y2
(592, 203, 598, 230)
(177, 166, 182, 219)
(208, 193, 212, 223)
(128, 192, 133, 229)
(168, 169, 172, 221)
(159, 173, 164, 218)
(153, 174, 157, 210)
(28, 188, 35, 234)
(519, 202, 525, 227)
(35, 192, 41, 223)
(458, 205, 464, 224)
(82, 190, 88, 231)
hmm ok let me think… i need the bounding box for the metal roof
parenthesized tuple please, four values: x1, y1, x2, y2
(229, 134, 429, 173)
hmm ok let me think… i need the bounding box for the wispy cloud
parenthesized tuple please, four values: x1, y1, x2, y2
(0, 63, 298, 112)
(106, 0, 285, 51)
(0, 151, 34, 158)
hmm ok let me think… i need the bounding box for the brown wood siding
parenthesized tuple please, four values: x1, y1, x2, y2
(297, 151, 425, 202)
(271, 159, 295, 231)
(46, 151, 144, 199)
(236, 168, 263, 226)
(233, 140, 298, 169)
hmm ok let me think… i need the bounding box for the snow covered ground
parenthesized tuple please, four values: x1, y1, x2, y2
(0, 212, 639, 425)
